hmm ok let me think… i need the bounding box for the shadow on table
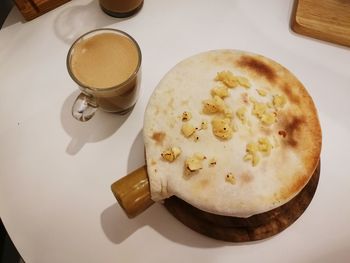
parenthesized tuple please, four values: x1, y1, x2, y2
(100, 128, 223, 248)
(101, 131, 270, 248)
(53, 0, 131, 45)
(60, 91, 131, 155)
(100, 202, 225, 248)
(100, 201, 271, 248)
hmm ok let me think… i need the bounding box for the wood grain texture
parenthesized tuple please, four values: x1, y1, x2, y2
(14, 0, 70, 21)
(291, 0, 350, 47)
(164, 161, 320, 242)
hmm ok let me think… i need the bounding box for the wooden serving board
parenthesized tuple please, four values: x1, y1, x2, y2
(291, 0, 350, 47)
(14, 0, 71, 21)
(164, 161, 320, 242)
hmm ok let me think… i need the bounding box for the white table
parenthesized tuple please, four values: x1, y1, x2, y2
(1, 0, 350, 262)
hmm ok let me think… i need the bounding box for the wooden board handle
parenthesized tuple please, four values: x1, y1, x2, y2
(111, 165, 154, 218)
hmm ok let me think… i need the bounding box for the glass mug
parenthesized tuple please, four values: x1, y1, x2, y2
(99, 0, 144, 18)
(67, 28, 142, 122)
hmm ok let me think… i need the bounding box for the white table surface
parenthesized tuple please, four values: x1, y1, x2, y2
(1, 0, 350, 262)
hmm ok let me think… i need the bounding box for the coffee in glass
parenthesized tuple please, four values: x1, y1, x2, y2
(67, 28, 142, 121)
(99, 0, 143, 18)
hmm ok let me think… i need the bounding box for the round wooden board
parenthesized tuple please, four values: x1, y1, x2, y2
(164, 161, 320, 242)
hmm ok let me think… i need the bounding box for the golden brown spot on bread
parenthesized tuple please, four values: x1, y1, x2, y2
(260, 126, 272, 136)
(151, 160, 157, 166)
(240, 173, 253, 184)
(279, 174, 309, 200)
(241, 92, 249, 104)
(152, 132, 166, 145)
(281, 83, 300, 103)
(283, 116, 305, 148)
(237, 56, 276, 83)
(199, 179, 209, 189)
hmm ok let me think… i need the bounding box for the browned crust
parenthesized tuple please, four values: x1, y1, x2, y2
(275, 63, 321, 201)
(281, 82, 300, 104)
(151, 132, 166, 145)
(236, 55, 277, 83)
(236, 52, 322, 201)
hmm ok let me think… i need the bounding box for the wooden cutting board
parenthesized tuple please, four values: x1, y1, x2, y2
(164, 162, 320, 242)
(291, 0, 350, 47)
(14, 0, 70, 21)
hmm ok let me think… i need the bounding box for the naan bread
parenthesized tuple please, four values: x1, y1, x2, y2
(143, 50, 321, 218)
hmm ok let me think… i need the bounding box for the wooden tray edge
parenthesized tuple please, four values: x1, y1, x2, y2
(164, 161, 321, 242)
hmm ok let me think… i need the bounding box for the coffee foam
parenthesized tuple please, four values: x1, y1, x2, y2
(70, 33, 139, 89)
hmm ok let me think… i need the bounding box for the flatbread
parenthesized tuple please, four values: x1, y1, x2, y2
(143, 50, 321, 218)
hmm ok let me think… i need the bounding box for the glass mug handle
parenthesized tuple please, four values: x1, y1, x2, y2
(72, 93, 98, 122)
